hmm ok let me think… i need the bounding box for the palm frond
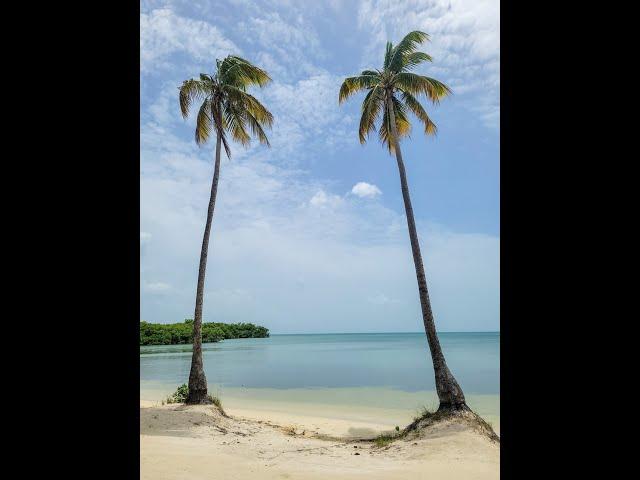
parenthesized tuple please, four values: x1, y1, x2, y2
(339, 73, 381, 103)
(394, 72, 451, 103)
(244, 109, 270, 146)
(358, 86, 384, 144)
(223, 101, 251, 147)
(388, 31, 430, 72)
(195, 98, 213, 145)
(383, 42, 394, 69)
(222, 85, 274, 127)
(400, 90, 437, 135)
(401, 51, 433, 71)
(392, 95, 411, 133)
(179, 79, 209, 119)
(219, 55, 271, 88)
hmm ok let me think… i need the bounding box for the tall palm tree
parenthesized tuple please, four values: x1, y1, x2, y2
(339, 31, 467, 411)
(179, 55, 273, 404)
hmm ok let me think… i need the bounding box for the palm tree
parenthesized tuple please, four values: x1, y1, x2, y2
(179, 55, 273, 404)
(339, 31, 467, 411)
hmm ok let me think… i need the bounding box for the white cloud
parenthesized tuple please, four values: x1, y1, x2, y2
(140, 8, 238, 73)
(351, 182, 382, 199)
(143, 282, 172, 294)
(309, 190, 343, 208)
(368, 293, 400, 305)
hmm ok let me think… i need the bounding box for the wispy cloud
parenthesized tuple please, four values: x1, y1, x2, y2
(143, 281, 172, 294)
(140, 8, 238, 73)
(238, 11, 326, 80)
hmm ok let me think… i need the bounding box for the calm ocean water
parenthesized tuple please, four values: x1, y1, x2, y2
(140, 332, 499, 395)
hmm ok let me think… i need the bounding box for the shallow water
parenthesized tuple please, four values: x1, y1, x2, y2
(140, 332, 499, 427)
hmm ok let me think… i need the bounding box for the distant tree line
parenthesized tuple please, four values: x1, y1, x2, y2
(140, 319, 270, 346)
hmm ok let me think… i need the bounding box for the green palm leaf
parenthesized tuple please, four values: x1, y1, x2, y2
(401, 51, 433, 71)
(395, 72, 451, 103)
(219, 55, 271, 88)
(223, 101, 251, 147)
(400, 90, 437, 135)
(339, 73, 381, 104)
(179, 79, 208, 119)
(358, 86, 384, 144)
(388, 31, 430, 72)
(195, 98, 212, 145)
(383, 42, 394, 69)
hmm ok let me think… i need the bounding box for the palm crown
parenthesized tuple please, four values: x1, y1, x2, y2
(338, 31, 451, 152)
(179, 55, 274, 157)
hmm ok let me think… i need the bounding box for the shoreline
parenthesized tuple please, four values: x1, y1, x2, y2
(141, 385, 500, 437)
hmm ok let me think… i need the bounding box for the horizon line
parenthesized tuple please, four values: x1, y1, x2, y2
(267, 331, 500, 335)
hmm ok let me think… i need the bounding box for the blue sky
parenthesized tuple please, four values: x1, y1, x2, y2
(140, 0, 500, 333)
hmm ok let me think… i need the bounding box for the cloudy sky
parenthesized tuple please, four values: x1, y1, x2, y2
(140, 0, 500, 333)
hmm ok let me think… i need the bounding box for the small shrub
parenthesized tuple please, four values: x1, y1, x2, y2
(166, 384, 189, 404)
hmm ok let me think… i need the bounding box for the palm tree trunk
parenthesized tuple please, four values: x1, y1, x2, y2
(386, 93, 467, 411)
(186, 130, 222, 404)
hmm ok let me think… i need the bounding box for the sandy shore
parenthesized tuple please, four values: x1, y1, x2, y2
(141, 401, 499, 479)
(141, 384, 500, 434)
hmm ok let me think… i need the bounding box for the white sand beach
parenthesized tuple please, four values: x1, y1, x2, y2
(140, 401, 499, 479)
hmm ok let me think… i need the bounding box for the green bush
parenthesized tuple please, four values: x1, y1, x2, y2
(166, 384, 189, 404)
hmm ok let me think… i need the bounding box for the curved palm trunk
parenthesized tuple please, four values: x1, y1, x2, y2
(186, 130, 222, 404)
(386, 94, 467, 411)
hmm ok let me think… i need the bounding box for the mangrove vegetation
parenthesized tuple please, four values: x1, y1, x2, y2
(140, 319, 269, 346)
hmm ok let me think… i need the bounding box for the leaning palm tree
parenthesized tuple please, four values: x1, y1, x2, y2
(339, 31, 467, 412)
(179, 55, 273, 404)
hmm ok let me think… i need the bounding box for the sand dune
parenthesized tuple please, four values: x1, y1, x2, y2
(140, 402, 499, 479)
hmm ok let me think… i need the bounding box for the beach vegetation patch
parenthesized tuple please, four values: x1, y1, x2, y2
(165, 384, 226, 414)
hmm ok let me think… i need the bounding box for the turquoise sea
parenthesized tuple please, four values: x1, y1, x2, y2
(140, 332, 500, 430)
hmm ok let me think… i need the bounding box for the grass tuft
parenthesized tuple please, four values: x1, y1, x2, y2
(207, 394, 226, 415)
(413, 405, 437, 422)
(373, 434, 397, 447)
